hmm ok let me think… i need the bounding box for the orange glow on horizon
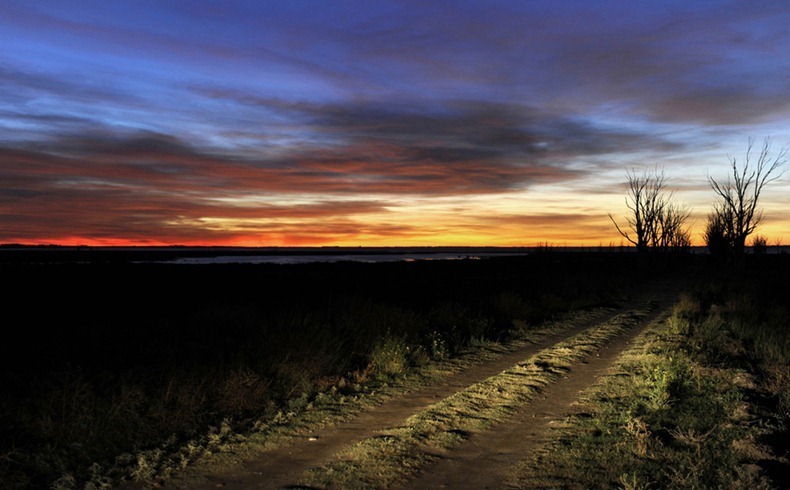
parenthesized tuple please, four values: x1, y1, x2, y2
(10, 227, 784, 249)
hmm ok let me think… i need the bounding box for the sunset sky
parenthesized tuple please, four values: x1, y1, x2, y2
(2, 1, 789, 247)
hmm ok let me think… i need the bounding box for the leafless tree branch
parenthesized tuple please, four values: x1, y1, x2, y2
(707, 137, 786, 256)
(610, 167, 690, 253)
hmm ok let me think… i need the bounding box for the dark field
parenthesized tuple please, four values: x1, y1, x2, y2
(0, 250, 783, 488)
(2, 249, 643, 376)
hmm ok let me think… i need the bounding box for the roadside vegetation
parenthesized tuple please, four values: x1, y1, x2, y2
(0, 252, 674, 489)
(510, 256, 790, 489)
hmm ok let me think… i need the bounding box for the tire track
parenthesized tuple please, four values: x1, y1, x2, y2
(298, 303, 664, 489)
(400, 298, 674, 489)
(161, 289, 677, 489)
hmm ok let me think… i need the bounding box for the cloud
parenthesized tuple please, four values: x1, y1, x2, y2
(532, 3, 790, 125)
(0, 65, 143, 112)
(646, 87, 790, 126)
(310, 1, 790, 126)
(0, 135, 393, 243)
(0, 84, 689, 243)
(200, 90, 683, 169)
(467, 212, 615, 240)
(3, 1, 788, 245)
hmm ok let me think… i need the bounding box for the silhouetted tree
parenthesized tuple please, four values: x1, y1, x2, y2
(707, 137, 786, 257)
(658, 202, 692, 252)
(609, 168, 691, 252)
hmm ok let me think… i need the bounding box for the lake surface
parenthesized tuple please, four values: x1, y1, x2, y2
(5, 245, 785, 266)
(163, 252, 530, 265)
(0, 246, 535, 265)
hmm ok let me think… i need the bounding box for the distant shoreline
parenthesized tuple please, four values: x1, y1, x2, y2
(1, 244, 787, 265)
(0, 244, 623, 265)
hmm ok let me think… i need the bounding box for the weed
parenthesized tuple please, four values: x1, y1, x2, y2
(129, 449, 161, 484)
(623, 416, 653, 457)
(370, 336, 410, 379)
(668, 426, 715, 457)
(467, 316, 495, 343)
(424, 330, 449, 360)
(619, 471, 652, 490)
(49, 473, 76, 490)
(216, 368, 271, 414)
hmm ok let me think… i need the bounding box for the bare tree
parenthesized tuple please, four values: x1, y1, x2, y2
(609, 168, 691, 252)
(659, 202, 692, 252)
(707, 137, 787, 257)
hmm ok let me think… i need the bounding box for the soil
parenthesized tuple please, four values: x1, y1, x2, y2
(158, 286, 678, 490)
(401, 304, 663, 490)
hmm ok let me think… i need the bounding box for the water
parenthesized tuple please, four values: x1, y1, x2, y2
(164, 252, 530, 265)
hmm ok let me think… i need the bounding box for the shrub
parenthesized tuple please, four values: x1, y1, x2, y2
(370, 336, 411, 379)
(751, 235, 768, 254)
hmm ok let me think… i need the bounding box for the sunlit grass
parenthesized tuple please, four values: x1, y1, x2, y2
(299, 306, 651, 489)
(509, 277, 789, 489)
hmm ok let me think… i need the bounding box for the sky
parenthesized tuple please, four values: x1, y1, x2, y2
(1, 1, 789, 247)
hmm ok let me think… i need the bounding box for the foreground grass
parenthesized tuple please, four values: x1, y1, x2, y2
(4, 254, 672, 489)
(509, 274, 790, 489)
(297, 304, 654, 489)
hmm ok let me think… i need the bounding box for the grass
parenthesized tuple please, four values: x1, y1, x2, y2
(298, 305, 654, 489)
(508, 257, 790, 489)
(3, 252, 676, 489)
(162, 305, 617, 488)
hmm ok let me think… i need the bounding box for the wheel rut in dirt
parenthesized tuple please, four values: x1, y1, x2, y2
(163, 287, 678, 490)
(400, 296, 674, 489)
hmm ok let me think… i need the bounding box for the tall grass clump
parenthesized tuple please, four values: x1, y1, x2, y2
(369, 336, 411, 379)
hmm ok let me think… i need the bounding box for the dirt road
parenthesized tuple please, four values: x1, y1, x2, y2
(161, 287, 678, 489)
(400, 307, 658, 490)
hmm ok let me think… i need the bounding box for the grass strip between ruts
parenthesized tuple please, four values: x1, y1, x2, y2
(299, 303, 656, 489)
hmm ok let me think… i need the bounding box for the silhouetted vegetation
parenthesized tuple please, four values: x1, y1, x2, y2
(751, 234, 768, 255)
(706, 137, 786, 259)
(610, 139, 785, 259)
(609, 168, 691, 253)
